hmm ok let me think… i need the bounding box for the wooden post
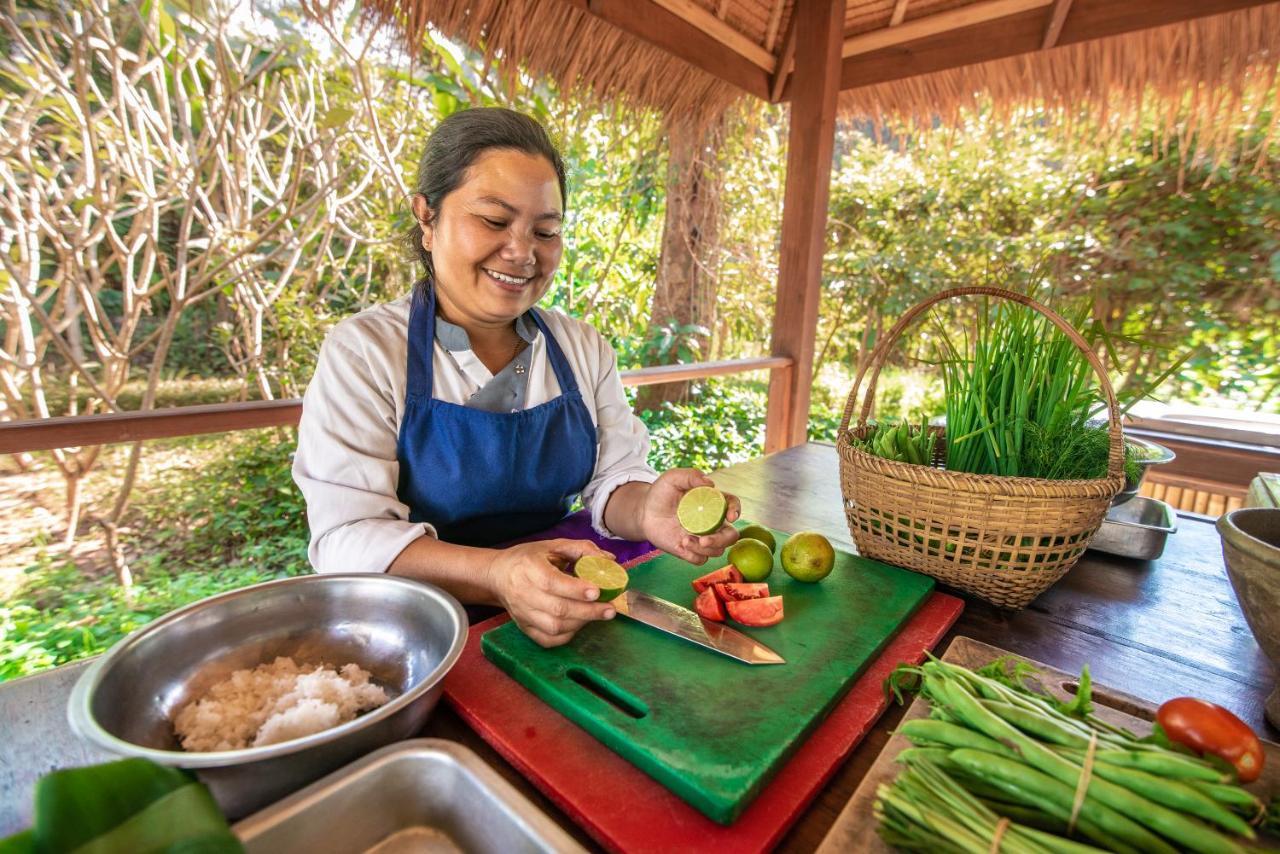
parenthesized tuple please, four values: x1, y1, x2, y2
(764, 0, 845, 453)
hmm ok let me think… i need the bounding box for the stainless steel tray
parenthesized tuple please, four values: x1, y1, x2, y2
(1089, 495, 1178, 560)
(233, 739, 585, 854)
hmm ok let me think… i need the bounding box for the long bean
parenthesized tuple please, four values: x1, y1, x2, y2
(933, 674, 1247, 854)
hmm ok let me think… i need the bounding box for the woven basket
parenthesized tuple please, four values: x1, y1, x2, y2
(836, 287, 1125, 609)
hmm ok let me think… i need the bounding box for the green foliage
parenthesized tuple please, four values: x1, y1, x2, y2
(0, 432, 309, 681)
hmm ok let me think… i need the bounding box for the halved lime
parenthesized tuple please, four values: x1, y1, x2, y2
(676, 486, 728, 535)
(738, 523, 777, 553)
(574, 555, 629, 602)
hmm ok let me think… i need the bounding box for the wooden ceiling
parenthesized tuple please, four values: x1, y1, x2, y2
(576, 0, 1280, 102)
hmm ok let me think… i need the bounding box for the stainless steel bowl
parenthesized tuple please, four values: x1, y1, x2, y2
(67, 574, 467, 819)
(1112, 436, 1176, 506)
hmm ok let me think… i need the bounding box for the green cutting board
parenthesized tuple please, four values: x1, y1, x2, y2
(481, 525, 935, 824)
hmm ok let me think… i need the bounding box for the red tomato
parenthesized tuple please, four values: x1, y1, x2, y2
(725, 595, 784, 627)
(1155, 697, 1264, 783)
(713, 582, 771, 602)
(690, 566, 741, 594)
(693, 586, 726, 622)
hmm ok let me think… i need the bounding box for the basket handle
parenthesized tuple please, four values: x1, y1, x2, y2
(836, 286, 1124, 479)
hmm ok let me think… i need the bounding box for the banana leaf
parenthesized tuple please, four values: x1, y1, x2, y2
(0, 759, 242, 854)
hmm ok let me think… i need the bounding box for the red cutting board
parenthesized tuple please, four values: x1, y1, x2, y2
(442, 566, 963, 853)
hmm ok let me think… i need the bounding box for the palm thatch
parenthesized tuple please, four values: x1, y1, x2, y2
(354, 0, 744, 119)
(839, 5, 1280, 167)
(349, 0, 1279, 159)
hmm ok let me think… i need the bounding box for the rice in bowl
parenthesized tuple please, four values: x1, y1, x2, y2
(174, 656, 389, 752)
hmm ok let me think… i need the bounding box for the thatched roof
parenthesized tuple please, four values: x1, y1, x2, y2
(355, 0, 1280, 147)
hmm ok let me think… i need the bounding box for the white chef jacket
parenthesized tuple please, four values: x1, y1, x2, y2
(292, 294, 658, 574)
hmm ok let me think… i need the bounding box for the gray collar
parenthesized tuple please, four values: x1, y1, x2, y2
(435, 310, 539, 353)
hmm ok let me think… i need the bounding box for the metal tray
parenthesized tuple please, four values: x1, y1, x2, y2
(233, 739, 585, 854)
(1089, 495, 1178, 560)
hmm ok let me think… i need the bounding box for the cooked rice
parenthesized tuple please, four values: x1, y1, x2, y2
(173, 656, 389, 751)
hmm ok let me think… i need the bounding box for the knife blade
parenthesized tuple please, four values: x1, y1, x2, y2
(611, 589, 785, 665)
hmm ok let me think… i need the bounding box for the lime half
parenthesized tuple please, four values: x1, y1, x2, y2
(676, 486, 728, 535)
(574, 556, 629, 602)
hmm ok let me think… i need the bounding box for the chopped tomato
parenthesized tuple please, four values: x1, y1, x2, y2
(690, 566, 744, 593)
(1156, 697, 1264, 783)
(714, 582, 770, 602)
(694, 586, 726, 622)
(725, 595, 784, 627)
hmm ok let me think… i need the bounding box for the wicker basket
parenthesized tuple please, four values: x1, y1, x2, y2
(836, 287, 1125, 609)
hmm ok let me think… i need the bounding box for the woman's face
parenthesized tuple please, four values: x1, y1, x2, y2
(414, 149, 563, 328)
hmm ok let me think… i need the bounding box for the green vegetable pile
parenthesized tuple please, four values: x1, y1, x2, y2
(876, 658, 1268, 854)
(853, 419, 938, 466)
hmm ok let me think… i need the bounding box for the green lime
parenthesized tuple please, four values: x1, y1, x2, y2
(573, 556, 629, 602)
(780, 531, 836, 583)
(738, 523, 776, 553)
(677, 486, 728, 536)
(728, 537, 773, 582)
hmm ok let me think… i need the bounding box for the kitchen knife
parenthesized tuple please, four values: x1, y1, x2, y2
(611, 589, 785, 665)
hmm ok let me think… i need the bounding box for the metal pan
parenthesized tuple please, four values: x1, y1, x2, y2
(1089, 495, 1178, 561)
(233, 739, 585, 854)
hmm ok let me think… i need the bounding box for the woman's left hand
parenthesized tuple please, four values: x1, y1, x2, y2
(640, 468, 741, 565)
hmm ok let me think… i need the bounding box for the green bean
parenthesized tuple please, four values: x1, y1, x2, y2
(948, 749, 1146, 854)
(900, 719, 1014, 754)
(979, 699, 1093, 749)
(1187, 780, 1266, 815)
(1092, 749, 1227, 783)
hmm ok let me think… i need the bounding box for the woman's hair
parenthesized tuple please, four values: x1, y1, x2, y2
(407, 108, 568, 283)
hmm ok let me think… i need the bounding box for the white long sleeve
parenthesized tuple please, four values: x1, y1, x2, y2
(292, 295, 657, 573)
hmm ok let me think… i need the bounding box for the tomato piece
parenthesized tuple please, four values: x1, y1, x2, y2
(691, 567, 738, 593)
(724, 565, 745, 584)
(714, 582, 770, 602)
(1156, 697, 1264, 783)
(725, 595, 784, 627)
(694, 586, 726, 622)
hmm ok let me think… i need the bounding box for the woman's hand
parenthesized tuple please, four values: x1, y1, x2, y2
(640, 468, 741, 565)
(485, 538, 618, 648)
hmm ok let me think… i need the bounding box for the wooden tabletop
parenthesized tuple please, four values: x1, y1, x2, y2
(422, 441, 1278, 852)
(4, 442, 1273, 850)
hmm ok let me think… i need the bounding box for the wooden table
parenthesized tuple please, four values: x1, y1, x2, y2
(3, 442, 1274, 851)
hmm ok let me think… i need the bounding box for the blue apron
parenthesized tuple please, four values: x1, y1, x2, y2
(395, 286, 598, 547)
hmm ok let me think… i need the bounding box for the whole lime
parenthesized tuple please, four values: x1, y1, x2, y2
(780, 531, 836, 583)
(727, 537, 773, 582)
(738, 523, 777, 553)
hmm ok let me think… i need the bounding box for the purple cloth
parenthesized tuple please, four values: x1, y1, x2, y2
(501, 508, 655, 564)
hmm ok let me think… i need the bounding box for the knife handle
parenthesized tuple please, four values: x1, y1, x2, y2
(566, 667, 649, 720)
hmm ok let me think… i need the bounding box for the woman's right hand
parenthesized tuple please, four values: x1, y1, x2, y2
(485, 538, 618, 648)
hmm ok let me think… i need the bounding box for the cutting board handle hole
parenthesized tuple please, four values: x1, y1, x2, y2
(566, 668, 649, 719)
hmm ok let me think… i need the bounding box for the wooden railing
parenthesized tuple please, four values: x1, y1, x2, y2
(0, 356, 793, 454)
(1127, 425, 1280, 516)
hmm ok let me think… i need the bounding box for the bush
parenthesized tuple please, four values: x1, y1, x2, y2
(0, 431, 310, 681)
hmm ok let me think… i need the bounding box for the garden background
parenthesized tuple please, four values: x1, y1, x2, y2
(1, 0, 1277, 679)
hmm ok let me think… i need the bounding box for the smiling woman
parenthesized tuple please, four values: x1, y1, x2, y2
(291, 108, 742, 649)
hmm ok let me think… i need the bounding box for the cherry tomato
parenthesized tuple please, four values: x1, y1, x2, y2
(1155, 697, 1264, 783)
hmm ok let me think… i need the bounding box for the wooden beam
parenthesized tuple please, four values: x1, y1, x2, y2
(842, 0, 1052, 59)
(764, 0, 786, 52)
(716, 0, 731, 18)
(765, 0, 845, 452)
(890, 0, 911, 26)
(649, 0, 776, 71)
(1041, 0, 1075, 48)
(770, 10, 798, 101)
(831, 0, 1278, 94)
(0, 358, 795, 453)
(577, 0, 771, 99)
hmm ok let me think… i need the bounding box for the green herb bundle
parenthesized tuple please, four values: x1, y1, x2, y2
(934, 297, 1105, 479)
(877, 658, 1267, 854)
